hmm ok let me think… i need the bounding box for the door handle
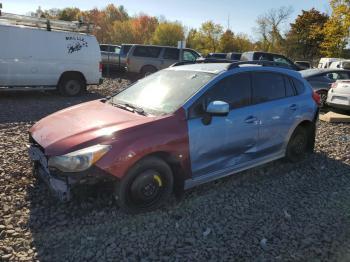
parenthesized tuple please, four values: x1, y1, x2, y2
(289, 104, 297, 111)
(245, 116, 258, 124)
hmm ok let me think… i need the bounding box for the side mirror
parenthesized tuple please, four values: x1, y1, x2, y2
(206, 101, 229, 116)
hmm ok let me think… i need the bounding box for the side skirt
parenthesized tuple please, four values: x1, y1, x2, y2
(184, 151, 285, 190)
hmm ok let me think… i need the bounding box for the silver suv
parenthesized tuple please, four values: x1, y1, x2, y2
(126, 45, 201, 76)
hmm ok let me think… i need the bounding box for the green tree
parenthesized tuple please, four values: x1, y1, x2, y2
(199, 21, 223, 53)
(219, 30, 235, 52)
(233, 33, 254, 52)
(58, 7, 81, 21)
(152, 22, 185, 46)
(285, 8, 329, 60)
(321, 0, 350, 57)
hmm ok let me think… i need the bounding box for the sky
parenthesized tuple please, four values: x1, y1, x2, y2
(2, 0, 331, 38)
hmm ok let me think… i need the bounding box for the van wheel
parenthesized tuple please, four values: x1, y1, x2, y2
(58, 75, 85, 96)
(115, 157, 173, 214)
(141, 66, 157, 77)
(286, 126, 308, 163)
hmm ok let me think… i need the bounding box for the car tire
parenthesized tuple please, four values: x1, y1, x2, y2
(285, 126, 309, 163)
(58, 74, 86, 96)
(317, 91, 328, 108)
(115, 156, 174, 214)
(141, 65, 157, 78)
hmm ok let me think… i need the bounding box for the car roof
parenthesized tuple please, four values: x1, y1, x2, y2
(300, 68, 350, 78)
(167, 62, 303, 78)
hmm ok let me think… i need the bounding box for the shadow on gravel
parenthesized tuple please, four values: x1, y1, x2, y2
(0, 91, 103, 124)
(26, 152, 350, 261)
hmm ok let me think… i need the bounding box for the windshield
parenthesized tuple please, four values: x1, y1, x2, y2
(110, 69, 215, 116)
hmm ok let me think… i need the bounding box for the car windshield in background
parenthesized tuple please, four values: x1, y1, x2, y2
(110, 70, 215, 116)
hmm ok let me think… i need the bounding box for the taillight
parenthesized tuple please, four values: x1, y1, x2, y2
(99, 62, 103, 72)
(126, 58, 130, 65)
(312, 91, 321, 105)
(331, 82, 338, 89)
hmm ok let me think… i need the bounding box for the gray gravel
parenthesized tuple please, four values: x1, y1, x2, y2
(1, 76, 350, 261)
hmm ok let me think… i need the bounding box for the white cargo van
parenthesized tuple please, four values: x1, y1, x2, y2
(0, 14, 102, 96)
(329, 60, 350, 69)
(318, 58, 341, 69)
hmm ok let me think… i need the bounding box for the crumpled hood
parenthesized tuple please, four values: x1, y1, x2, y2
(30, 100, 155, 155)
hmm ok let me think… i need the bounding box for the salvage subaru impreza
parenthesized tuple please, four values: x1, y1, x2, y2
(28, 62, 319, 213)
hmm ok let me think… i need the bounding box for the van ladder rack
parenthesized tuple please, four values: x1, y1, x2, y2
(0, 12, 95, 33)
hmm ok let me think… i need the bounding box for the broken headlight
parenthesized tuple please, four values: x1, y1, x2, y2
(48, 145, 111, 172)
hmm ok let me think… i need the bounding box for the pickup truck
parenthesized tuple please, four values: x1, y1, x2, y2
(100, 44, 132, 71)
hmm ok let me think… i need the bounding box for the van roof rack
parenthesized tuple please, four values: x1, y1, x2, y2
(0, 12, 95, 33)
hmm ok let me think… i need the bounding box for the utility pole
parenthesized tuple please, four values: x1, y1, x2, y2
(227, 14, 230, 31)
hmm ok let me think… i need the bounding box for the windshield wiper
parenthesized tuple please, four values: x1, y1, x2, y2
(109, 101, 147, 116)
(124, 103, 147, 116)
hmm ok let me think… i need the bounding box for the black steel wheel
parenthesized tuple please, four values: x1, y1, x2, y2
(115, 157, 173, 214)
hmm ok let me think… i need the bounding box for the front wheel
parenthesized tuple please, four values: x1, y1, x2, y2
(285, 126, 308, 163)
(115, 157, 173, 214)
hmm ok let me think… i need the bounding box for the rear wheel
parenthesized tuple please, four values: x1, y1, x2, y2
(115, 157, 173, 214)
(141, 65, 157, 78)
(58, 74, 86, 96)
(286, 126, 308, 162)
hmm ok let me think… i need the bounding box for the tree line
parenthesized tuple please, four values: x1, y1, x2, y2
(32, 0, 350, 61)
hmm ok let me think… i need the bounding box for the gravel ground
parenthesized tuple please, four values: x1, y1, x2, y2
(1, 76, 350, 261)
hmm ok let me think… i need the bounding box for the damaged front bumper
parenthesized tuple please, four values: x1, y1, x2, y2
(28, 144, 113, 202)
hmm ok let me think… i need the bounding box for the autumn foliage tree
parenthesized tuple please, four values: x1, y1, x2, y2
(152, 22, 185, 46)
(285, 8, 329, 60)
(321, 0, 350, 57)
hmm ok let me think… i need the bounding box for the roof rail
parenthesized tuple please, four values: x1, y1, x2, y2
(227, 60, 291, 70)
(0, 12, 95, 33)
(170, 58, 237, 67)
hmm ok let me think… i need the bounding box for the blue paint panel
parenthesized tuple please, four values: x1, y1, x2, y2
(188, 105, 260, 177)
(185, 66, 318, 180)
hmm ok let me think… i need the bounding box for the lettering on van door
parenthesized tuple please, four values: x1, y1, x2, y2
(65, 36, 88, 54)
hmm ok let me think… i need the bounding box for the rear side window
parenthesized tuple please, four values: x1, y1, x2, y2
(292, 78, 306, 94)
(100, 45, 108, 52)
(252, 72, 285, 103)
(133, 46, 162, 58)
(121, 45, 132, 55)
(285, 77, 295, 97)
(163, 48, 179, 60)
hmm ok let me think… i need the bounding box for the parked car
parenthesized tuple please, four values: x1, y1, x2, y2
(0, 20, 102, 96)
(300, 68, 350, 107)
(240, 51, 302, 71)
(318, 58, 341, 69)
(329, 60, 350, 70)
(327, 80, 350, 110)
(226, 52, 242, 60)
(295, 61, 312, 69)
(126, 45, 202, 76)
(100, 44, 121, 69)
(206, 53, 227, 59)
(28, 61, 319, 213)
